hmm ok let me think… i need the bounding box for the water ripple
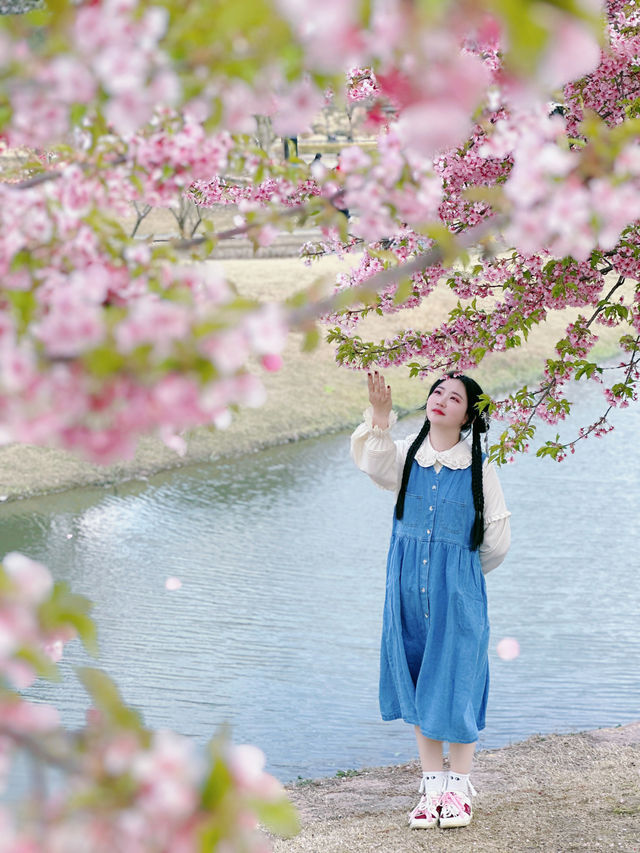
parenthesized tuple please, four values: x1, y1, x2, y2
(2, 378, 638, 781)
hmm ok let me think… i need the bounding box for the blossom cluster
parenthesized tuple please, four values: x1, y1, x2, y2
(4, 0, 180, 146)
(347, 68, 380, 103)
(126, 119, 235, 207)
(317, 1, 640, 458)
(190, 175, 321, 211)
(0, 553, 298, 851)
(0, 0, 639, 460)
(0, 174, 288, 462)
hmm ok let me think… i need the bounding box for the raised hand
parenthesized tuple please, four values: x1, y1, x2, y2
(368, 370, 392, 429)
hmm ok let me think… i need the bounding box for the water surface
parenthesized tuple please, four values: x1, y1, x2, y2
(2, 379, 638, 782)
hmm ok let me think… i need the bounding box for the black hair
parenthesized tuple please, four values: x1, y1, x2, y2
(394, 373, 489, 550)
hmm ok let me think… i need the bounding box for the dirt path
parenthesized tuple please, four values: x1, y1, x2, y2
(273, 723, 640, 853)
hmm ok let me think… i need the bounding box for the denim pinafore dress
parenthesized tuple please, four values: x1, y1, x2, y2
(379, 458, 489, 743)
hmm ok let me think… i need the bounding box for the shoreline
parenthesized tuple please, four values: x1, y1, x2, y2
(0, 253, 630, 503)
(274, 721, 640, 852)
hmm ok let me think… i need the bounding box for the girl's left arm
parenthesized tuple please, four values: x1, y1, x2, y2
(479, 462, 511, 574)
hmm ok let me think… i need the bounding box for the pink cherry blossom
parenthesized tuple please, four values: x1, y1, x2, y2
(0, 699, 60, 733)
(261, 354, 283, 372)
(202, 328, 251, 376)
(496, 637, 521, 661)
(539, 15, 602, 90)
(244, 304, 288, 355)
(115, 298, 190, 357)
(38, 55, 97, 105)
(3, 660, 36, 690)
(35, 302, 106, 359)
(105, 91, 156, 137)
(271, 78, 326, 137)
(43, 638, 65, 664)
(2, 553, 53, 605)
(132, 730, 202, 820)
(8, 89, 70, 148)
(275, 0, 363, 69)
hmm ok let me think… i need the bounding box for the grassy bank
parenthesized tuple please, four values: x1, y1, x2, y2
(0, 254, 627, 500)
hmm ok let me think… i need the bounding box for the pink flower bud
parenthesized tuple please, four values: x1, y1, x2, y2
(261, 354, 283, 372)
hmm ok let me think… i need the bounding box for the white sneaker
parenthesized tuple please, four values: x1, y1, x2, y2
(438, 785, 476, 828)
(408, 790, 441, 829)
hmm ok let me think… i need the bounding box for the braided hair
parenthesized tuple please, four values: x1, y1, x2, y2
(394, 374, 489, 551)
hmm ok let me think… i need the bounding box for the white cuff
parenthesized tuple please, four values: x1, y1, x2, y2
(362, 405, 398, 433)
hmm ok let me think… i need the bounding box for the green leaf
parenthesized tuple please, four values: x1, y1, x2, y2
(200, 751, 234, 811)
(7, 289, 37, 334)
(77, 667, 145, 732)
(421, 223, 460, 266)
(250, 795, 300, 838)
(15, 644, 60, 682)
(476, 393, 492, 414)
(461, 185, 506, 210)
(358, 0, 373, 26)
(38, 581, 98, 657)
(368, 249, 398, 265)
(83, 346, 127, 378)
(0, 103, 12, 132)
(302, 326, 320, 351)
(24, 7, 54, 26)
(393, 278, 414, 305)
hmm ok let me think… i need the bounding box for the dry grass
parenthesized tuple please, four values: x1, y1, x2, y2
(273, 724, 640, 853)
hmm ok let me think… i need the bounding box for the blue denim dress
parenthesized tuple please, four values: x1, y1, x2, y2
(379, 458, 489, 744)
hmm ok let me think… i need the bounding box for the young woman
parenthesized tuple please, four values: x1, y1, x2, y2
(351, 371, 511, 829)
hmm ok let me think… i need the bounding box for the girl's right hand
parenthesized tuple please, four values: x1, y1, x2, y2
(368, 371, 392, 429)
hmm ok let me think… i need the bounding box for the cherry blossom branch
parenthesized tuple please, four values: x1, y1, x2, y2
(585, 275, 626, 328)
(0, 725, 80, 773)
(543, 340, 640, 453)
(8, 155, 128, 189)
(290, 216, 505, 326)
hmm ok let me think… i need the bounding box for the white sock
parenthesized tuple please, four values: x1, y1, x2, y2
(446, 771, 471, 795)
(421, 770, 446, 793)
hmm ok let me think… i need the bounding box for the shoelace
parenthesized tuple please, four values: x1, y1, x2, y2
(414, 778, 442, 819)
(439, 781, 477, 817)
(439, 791, 466, 817)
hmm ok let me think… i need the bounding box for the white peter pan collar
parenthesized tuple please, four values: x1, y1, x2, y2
(414, 434, 472, 470)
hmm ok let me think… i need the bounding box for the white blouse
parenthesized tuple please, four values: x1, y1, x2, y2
(351, 407, 511, 574)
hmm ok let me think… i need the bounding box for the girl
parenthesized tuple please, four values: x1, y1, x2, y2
(351, 371, 511, 830)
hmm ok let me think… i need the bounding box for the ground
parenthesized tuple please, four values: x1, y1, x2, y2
(273, 723, 640, 853)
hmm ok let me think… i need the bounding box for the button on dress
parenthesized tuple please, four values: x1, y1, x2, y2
(380, 459, 489, 743)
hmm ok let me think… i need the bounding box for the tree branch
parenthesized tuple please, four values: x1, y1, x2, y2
(288, 215, 505, 326)
(0, 725, 80, 774)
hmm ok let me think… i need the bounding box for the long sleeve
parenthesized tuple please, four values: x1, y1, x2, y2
(350, 407, 412, 493)
(479, 461, 511, 574)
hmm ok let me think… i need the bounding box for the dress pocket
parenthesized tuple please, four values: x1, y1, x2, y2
(455, 590, 488, 636)
(400, 491, 423, 530)
(441, 498, 466, 535)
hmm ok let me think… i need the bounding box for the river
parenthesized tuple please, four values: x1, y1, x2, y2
(2, 378, 639, 782)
